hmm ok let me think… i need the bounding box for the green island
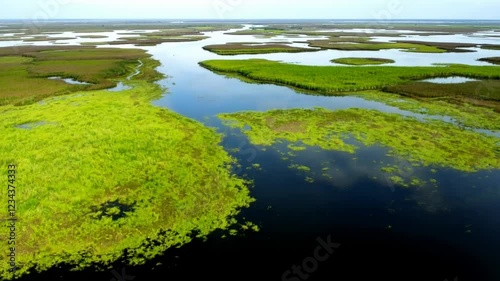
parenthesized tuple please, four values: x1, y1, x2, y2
(199, 59, 500, 93)
(390, 40, 479, 53)
(219, 108, 500, 172)
(0, 48, 255, 279)
(306, 39, 448, 53)
(331, 57, 395, 65)
(202, 42, 320, 55)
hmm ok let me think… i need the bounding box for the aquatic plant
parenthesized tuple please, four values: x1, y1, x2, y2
(219, 108, 500, 172)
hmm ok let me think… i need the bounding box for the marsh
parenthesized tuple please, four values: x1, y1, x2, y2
(1, 19, 499, 281)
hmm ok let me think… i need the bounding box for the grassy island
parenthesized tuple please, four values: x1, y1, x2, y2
(331, 57, 395, 65)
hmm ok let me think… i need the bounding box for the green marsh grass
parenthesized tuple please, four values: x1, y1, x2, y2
(219, 108, 500, 172)
(355, 90, 500, 131)
(331, 57, 395, 65)
(383, 80, 500, 112)
(479, 57, 500, 65)
(202, 43, 320, 55)
(107, 36, 209, 46)
(0, 48, 154, 106)
(307, 40, 447, 53)
(392, 40, 478, 53)
(199, 59, 500, 93)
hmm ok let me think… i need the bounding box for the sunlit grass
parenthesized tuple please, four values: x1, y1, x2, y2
(0, 56, 254, 279)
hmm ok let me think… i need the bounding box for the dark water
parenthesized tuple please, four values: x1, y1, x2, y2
(16, 23, 500, 281)
(23, 132, 500, 280)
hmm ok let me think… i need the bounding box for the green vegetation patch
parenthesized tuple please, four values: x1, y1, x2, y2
(0, 47, 153, 106)
(481, 45, 500, 51)
(219, 108, 500, 172)
(78, 35, 109, 39)
(392, 40, 478, 53)
(202, 43, 320, 55)
(307, 40, 447, 53)
(22, 36, 76, 42)
(383, 80, 500, 112)
(225, 28, 287, 37)
(199, 59, 500, 93)
(107, 35, 208, 46)
(478, 57, 500, 65)
(355, 90, 500, 131)
(0, 80, 254, 279)
(331, 57, 395, 65)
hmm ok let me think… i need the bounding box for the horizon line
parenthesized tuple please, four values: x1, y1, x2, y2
(1, 18, 500, 21)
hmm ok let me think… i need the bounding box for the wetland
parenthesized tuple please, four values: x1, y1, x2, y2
(0, 19, 499, 281)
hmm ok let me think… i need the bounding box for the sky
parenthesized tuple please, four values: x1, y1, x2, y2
(1, 0, 499, 20)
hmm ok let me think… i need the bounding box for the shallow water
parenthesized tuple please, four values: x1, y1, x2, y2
(5, 22, 500, 281)
(48, 76, 91, 85)
(422, 76, 480, 84)
(107, 81, 132, 92)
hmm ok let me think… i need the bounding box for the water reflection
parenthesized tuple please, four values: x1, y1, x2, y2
(48, 76, 91, 85)
(421, 76, 479, 84)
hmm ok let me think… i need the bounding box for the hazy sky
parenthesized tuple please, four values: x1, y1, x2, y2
(1, 0, 499, 20)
